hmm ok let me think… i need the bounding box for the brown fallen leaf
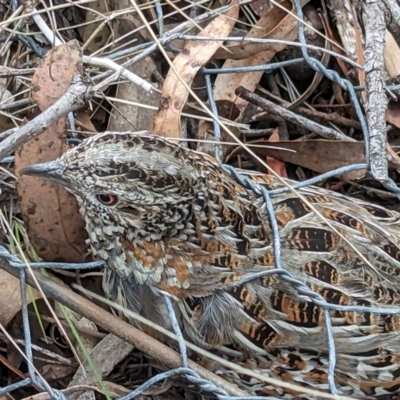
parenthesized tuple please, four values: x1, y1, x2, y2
(227, 139, 367, 180)
(384, 30, 400, 80)
(249, 0, 271, 17)
(327, 0, 365, 100)
(153, 0, 239, 138)
(319, 5, 350, 79)
(214, 0, 309, 60)
(198, 0, 306, 156)
(0, 70, 15, 133)
(15, 40, 88, 263)
(353, 10, 366, 103)
(108, 0, 159, 132)
(213, 0, 304, 122)
(385, 35, 400, 131)
(82, 0, 112, 55)
(40, 364, 75, 383)
(21, 382, 132, 400)
(0, 269, 41, 327)
(69, 334, 133, 387)
(57, 304, 101, 360)
(75, 111, 97, 133)
(266, 128, 287, 177)
(387, 100, 400, 130)
(286, 11, 330, 109)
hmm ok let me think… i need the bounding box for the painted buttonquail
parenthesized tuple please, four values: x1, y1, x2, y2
(21, 131, 400, 399)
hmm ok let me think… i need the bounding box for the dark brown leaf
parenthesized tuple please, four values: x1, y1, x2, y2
(228, 139, 367, 180)
(15, 40, 88, 262)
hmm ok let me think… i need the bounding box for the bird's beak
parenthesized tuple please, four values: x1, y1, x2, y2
(20, 161, 68, 187)
(21, 160, 61, 178)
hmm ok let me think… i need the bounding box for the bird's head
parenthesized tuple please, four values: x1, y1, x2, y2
(21, 131, 215, 237)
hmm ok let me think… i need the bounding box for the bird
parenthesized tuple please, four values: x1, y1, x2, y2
(20, 130, 400, 399)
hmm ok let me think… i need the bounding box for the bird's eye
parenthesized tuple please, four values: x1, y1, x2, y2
(96, 194, 118, 206)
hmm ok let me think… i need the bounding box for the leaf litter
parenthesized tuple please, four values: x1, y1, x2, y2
(0, 0, 399, 398)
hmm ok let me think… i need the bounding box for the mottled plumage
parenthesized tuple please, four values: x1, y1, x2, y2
(21, 131, 400, 399)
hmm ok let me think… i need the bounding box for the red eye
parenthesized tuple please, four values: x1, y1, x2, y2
(96, 194, 118, 206)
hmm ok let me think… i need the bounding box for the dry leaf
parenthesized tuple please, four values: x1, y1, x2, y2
(266, 128, 287, 177)
(249, 0, 271, 17)
(384, 30, 400, 79)
(384, 31, 400, 171)
(286, 13, 330, 109)
(383, 103, 400, 179)
(41, 364, 75, 382)
(320, 8, 350, 78)
(107, 55, 158, 131)
(386, 102, 400, 129)
(0, 68, 16, 132)
(0, 269, 41, 327)
(58, 305, 101, 360)
(108, 0, 159, 131)
(213, 0, 302, 120)
(153, 0, 240, 138)
(69, 334, 134, 387)
(327, 0, 365, 98)
(75, 111, 97, 132)
(22, 382, 131, 400)
(82, 0, 112, 55)
(228, 140, 367, 180)
(204, 0, 306, 151)
(214, 0, 309, 60)
(15, 40, 87, 263)
(353, 11, 366, 102)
